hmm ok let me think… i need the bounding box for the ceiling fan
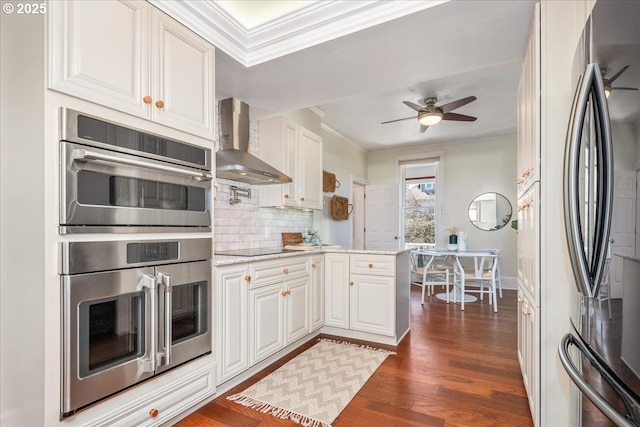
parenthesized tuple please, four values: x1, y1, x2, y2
(381, 96, 477, 133)
(602, 65, 638, 98)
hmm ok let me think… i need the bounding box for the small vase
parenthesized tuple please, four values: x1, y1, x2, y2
(449, 234, 458, 244)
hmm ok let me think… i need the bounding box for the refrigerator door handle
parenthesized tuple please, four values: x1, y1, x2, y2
(559, 333, 639, 427)
(563, 63, 614, 298)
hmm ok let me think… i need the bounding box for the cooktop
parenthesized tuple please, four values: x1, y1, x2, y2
(214, 248, 289, 257)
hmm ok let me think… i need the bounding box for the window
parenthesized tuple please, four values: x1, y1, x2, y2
(402, 161, 439, 248)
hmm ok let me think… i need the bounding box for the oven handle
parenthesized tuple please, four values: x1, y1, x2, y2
(158, 273, 172, 367)
(140, 273, 158, 373)
(71, 148, 213, 181)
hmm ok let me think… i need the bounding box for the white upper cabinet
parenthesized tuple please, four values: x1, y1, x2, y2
(49, 0, 215, 139)
(259, 117, 323, 210)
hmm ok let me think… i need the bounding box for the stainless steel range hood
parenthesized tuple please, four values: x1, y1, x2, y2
(216, 98, 291, 185)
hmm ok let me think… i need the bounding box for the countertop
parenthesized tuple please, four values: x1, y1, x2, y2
(214, 248, 411, 266)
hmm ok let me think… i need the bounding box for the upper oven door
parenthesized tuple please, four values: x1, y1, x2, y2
(61, 141, 212, 229)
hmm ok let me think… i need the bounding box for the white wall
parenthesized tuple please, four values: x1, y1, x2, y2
(313, 125, 368, 247)
(611, 123, 638, 171)
(367, 135, 518, 279)
(0, 10, 46, 426)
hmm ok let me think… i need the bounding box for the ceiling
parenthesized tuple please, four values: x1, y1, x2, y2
(151, 0, 537, 151)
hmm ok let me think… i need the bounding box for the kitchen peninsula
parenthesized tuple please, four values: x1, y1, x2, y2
(213, 248, 410, 392)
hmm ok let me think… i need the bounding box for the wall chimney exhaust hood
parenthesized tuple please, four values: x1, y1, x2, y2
(216, 98, 292, 185)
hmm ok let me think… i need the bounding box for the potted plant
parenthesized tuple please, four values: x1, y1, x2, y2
(445, 225, 458, 249)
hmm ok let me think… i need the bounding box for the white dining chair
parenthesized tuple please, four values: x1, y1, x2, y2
(452, 254, 498, 312)
(410, 251, 450, 305)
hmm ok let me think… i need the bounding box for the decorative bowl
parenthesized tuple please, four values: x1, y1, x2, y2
(447, 244, 458, 251)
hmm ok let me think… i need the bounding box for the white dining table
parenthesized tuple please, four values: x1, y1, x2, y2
(416, 248, 501, 303)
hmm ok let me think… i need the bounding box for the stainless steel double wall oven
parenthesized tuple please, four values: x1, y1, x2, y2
(59, 109, 213, 416)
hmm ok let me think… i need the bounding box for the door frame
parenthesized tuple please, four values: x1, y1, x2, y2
(350, 175, 368, 250)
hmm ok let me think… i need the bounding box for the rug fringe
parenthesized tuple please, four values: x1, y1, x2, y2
(227, 393, 331, 427)
(318, 337, 396, 355)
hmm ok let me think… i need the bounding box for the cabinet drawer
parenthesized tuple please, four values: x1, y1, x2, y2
(350, 254, 395, 276)
(250, 258, 309, 288)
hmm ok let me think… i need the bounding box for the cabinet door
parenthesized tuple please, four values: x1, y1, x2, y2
(297, 128, 323, 210)
(259, 118, 298, 208)
(49, 0, 150, 117)
(152, 11, 215, 139)
(324, 254, 350, 329)
(215, 266, 249, 384)
(350, 274, 395, 336)
(310, 256, 325, 331)
(517, 183, 540, 304)
(285, 276, 310, 345)
(249, 282, 284, 365)
(518, 289, 538, 423)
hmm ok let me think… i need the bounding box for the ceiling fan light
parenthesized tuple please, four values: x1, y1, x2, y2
(419, 111, 443, 126)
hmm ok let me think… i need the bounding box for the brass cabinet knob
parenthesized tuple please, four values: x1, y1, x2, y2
(287, 289, 292, 296)
(155, 100, 165, 108)
(281, 290, 287, 296)
(349, 281, 354, 286)
(283, 268, 289, 274)
(284, 194, 289, 199)
(300, 197, 305, 201)
(149, 408, 159, 418)
(311, 262, 316, 268)
(143, 96, 152, 104)
(516, 179, 523, 185)
(368, 263, 373, 268)
(522, 307, 531, 316)
(244, 275, 251, 282)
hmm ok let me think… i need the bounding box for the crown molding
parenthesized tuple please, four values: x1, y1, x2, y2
(149, 0, 447, 67)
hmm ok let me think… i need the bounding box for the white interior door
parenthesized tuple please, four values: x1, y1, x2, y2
(364, 184, 400, 250)
(352, 184, 365, 250)
(610, 170, 636, 298)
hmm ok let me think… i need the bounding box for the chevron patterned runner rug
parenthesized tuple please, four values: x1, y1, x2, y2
(228, 338, 394, 427)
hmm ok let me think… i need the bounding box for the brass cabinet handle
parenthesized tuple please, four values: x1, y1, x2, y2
(349, 281, 354, 286)
(283, 268, 289, 274)
(143, 96, 152, 104)
(149, 408, 159, 418)
(155, 100, 165, 108)
(244, 275, 251, 282)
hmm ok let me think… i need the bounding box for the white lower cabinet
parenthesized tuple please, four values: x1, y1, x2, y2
(215, 265, 249, 385)
(517, 285, 538, 422)
(249, 276, 310, 365)
(310, 255, 325, 331)
(324, 253, 399, 338)
(350, 274, 395, 336)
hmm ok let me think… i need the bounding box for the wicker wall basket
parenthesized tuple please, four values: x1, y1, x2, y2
(323, 171, 340, 192)
(330, 195, 352, 220)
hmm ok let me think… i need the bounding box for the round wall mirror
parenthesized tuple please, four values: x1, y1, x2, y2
(468, 192, 512, 231)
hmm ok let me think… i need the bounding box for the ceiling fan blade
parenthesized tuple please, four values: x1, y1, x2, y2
(380, 116, 415, 124)
(419, 124, 429, 133)
(611, 86, 638, 91)
(606, 65, 629, 84)
(442, 112, 477, 122)
(439, 96, 477, 113)
(403, 101, 425, 112)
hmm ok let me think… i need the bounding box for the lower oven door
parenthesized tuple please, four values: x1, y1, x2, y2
(61, 141, 212, 229)
(61, 267, 156, 415)
(155, 260, 211, 374)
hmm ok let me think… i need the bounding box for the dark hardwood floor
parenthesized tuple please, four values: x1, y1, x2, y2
(176, 285, 533, 427)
